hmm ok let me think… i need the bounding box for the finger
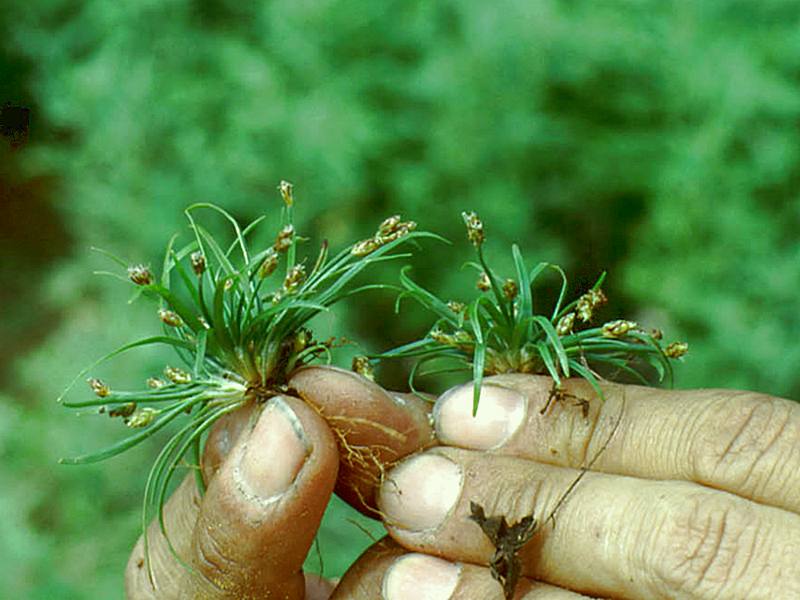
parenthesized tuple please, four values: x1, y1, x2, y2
(378, 447, 800, 599)
(434, 375, 800, 513)
(126, 475, 202, 599)
(127, 403, 261, 598)
(332, 538, 599, 599)
(305, 573, 336, 600)
(190, 395, 338, 597)
(126, 395, 338, 599)
(290, 365, 435, 515)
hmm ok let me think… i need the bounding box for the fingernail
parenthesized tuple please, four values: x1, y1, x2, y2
(238, 397, 309, 500)
(434, 383, 526, 450)
(383, 554, 460, 600)
(378, 454, 462, 531)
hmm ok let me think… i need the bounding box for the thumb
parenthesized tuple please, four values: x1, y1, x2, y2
(126, 395, 338, 599)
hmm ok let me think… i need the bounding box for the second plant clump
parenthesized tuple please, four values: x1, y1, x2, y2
(377, 210, 687, 414)
(374, 210, 687, 599)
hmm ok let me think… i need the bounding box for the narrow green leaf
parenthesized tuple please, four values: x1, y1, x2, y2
(186, 202, 250, 264)
(91, 246, 129, 268)
(58, 337, 195, 404)
(224, 214, 267, 259)
(536, 342, 561, 387)
(169, 249, 203, 312)
(528, 261, 548, 285)
(512, 244, 532, 319)
(568, 359, 605, 403)
(161, 233, 181, 288)
(476, 247, 512, 326)
(541, 264, 568, 322)
(92, 270, 129, 283)
(398, 267, 459, 324)
(468, 301, 487, 416)
(59, 397, 203, 464)
(212, 275, 235, 354)
(193, 330, 208, 376)
(532, 315, 570, 377)
(145, 284, 201, 334)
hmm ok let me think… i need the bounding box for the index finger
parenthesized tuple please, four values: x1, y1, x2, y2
(434, 374, 800, 513)
(290, 365, 436, 516)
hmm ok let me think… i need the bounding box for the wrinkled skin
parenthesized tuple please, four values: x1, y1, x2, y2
(127, 368, 800, 600)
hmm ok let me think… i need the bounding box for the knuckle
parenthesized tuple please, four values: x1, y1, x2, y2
(651, 492, 758, 597)
(576, 390, 620, 468)
(691, 392, 798, 496)
(192, 520, 238, 594)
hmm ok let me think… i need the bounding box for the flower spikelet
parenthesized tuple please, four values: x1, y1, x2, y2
(462, 211, 485, 247)
(602, 320, 638, 338)
(576, 289, 607, 322)
(664, 342, 689, 358)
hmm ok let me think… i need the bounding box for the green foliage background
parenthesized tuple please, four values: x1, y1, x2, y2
(2, 0, 800, 597)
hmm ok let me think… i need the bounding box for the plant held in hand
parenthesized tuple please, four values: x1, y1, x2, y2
(58, 182, 436, 576)
(378, 211, 688, 415)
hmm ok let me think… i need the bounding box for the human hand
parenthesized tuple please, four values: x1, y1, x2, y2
(334, 375, 800, 599)
(124, 365, 434, 599)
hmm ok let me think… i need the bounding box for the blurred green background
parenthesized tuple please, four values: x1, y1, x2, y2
(3, 0, 800, 597)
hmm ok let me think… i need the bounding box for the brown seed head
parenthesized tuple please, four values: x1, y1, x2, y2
(379, 219, 417, 245)
(164, 366, 192, 385)
(451, 330, 473, 346)
(259, 250, 279, 278)
(146, 377, 167, 389)
(274, 224, 295, 253)
(109, 402, 137, 418)
(462, 211, 485, 247)
(351, 237, 381, 257)
(556, 312, 575, 336)
(650, 328, 664, 341)
(602, 319, 639, 338)
(477, 272, 491, 292)
(576, 288, 607, 322)
(127, 264, 153, 286)
(126, 407, 158, 428)
(664, 341, 689, 359)
(351, 216, 416, 256)
(503, 278, 518, 301)
(190, 251, 206, 276)
(378, 215, 402, 236)
(278, 180, 294, 206)
(447, 300, 466, 314)
(283, 264, 306, 293)
(429, 328, 451, 345)
(158, 308, 183, 327)
(87, 377, 110, 398)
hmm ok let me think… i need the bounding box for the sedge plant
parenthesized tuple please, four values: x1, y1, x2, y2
(58, 182, 438, 578)
(377, 211, 688, 416)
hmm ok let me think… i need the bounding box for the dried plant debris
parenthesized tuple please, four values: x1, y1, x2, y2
(378, 210, 687, 415)
(470, 501, 537, 599)
(58, 182, 440, 579)
(469, 395, 626, 598)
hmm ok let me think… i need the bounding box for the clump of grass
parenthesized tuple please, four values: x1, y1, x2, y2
(377, 211, 688, 415)
(58, 182, 437, 577)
